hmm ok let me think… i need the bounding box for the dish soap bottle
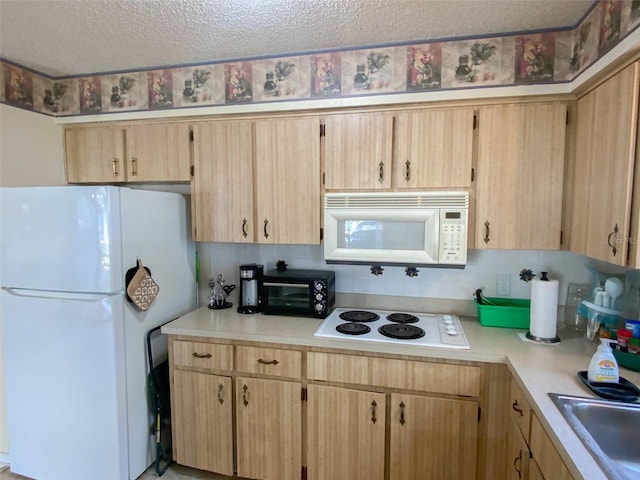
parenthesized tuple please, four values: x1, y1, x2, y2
(587, 338, 619, 383)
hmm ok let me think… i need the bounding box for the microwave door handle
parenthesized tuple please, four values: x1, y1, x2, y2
(262, 282, 304, 288)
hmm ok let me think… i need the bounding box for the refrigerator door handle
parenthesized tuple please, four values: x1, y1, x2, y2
(2, 287, 121, 302)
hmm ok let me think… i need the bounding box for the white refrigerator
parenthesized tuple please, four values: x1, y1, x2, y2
(0, 186, 197, 480)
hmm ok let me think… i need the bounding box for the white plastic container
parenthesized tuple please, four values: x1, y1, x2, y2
(587, 338, 619, 383)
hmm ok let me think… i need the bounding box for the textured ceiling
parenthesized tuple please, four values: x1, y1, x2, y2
(0, 0, 595, 77)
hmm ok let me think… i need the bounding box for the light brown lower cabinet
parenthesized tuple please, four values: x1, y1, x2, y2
(307, 384, 386, 480)
(235, 377, 302, 480)
(389, 393, 478, 480)
(529, 413, 574, 480)
(172, 370, 234, 475)
(507, 416, 530, 480)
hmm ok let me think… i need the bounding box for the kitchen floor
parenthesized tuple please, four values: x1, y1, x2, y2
(0, 463, 234, 479)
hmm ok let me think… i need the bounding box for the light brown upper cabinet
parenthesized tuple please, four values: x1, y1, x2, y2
(323, 112, 394, 190)
(254, 116, 322, 244)
(569, 61, 640, 266)
(192, 116, 321, 245)
(65, 123, 191, 183)
(475, 102, 567, 250)
(394, 107, 475, 189)
(191, 119, 254, 242)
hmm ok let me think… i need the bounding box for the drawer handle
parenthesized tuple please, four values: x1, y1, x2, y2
(192, 352, 212, 359)
(399, 401, 406, 426)
(514, 450, 523, 479)
(371, 400, 378, 424)
(242, 384, 249, 406)
(257, 358, 279, 365)
(512, 401, 524, 416)
(217, 383, 224, 404)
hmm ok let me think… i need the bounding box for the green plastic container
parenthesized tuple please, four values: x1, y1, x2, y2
(475, 297, 531, 329)
(613, 349, 640, 373)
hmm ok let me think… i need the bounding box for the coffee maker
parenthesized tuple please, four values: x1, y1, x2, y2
(237, 263, 263, 314)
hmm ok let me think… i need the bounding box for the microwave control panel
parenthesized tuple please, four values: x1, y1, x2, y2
(439, 210, 467, 264)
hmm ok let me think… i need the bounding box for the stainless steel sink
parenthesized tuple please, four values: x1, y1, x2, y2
(549, 393, 640, 480)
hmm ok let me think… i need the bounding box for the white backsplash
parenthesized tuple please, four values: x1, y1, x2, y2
(197, 243, 640, 312)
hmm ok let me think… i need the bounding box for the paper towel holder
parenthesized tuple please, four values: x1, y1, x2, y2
(525, 271, 561, 343)
(525, 331, 560, 343)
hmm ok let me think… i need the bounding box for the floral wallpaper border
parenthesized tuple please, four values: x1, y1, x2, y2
(1, 0, 638, 118)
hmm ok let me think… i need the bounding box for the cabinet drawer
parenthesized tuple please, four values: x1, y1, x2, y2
(307, 352, 369, 384)
(370, 358, 481, 396)
(173, 340, 233, 371)
(235, 346, 302, 378)
(510, 378, 532, 441)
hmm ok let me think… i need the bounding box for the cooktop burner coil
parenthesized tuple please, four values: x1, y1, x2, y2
(336, 322, 372, 335)
(339, 310, 380, 323)
(386, 313, 419, 323)
(378, 323, 425, 340)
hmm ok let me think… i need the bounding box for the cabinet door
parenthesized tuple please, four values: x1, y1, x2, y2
(172, 370, 233, 476)
(529, 414, 573, 480)
(192, 120, 254, 242)
(255, 117, 321, 244)
(475, 103, 567, 249)
(236, 377, 302, 480)
(125, 123, 191, 182)
(395, 108, 475, 188)
(65, 126, 126, 183)
(570, 62, 639, 265)
(389, 393, 478, 480)
(307, 385, 386, 480)
(324, 112, 394, 190)
(507, 418, 530, 480)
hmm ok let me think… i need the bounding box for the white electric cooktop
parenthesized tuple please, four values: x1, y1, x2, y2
(314, 307, 470, 349)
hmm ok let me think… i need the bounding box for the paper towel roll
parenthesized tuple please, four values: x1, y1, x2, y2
(529, 278, 559, 341)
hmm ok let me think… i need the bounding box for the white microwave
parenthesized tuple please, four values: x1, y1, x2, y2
(323, 191, 468, 267)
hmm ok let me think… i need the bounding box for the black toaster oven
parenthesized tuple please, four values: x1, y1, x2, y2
(261, 269, 335, 318)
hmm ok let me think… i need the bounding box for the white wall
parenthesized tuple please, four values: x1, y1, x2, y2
(197, 242, 640, 317)
(0, 104, 65, 459)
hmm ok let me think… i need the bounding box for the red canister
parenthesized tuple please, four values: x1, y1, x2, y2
(617, 328, 633, 350)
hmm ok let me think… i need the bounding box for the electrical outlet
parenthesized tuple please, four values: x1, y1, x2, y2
(497, 274, 511, 296)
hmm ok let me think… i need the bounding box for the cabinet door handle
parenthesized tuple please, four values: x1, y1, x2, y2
(130, 157, 137, 176)
(512, 401, 523, 416)
(257, 358, 279, 365)
(405, 160, 411, 182)
(112, 158, 119, 176)
(607, 223, 619, 257)
(242, 384, 249, 406)
(217, 383, 224, 404)
(192, 352, 212, 359)
(378, 161, 385, 183)
(263, 219, 269, 239)
(371, 400, 378, 424)
(513, 450, 523, 479)
(399, 401, 406, 426)
(484, 221, 491, 244)
(242, 218, 248, 238)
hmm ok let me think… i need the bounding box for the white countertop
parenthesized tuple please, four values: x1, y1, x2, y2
(163, 306, 640, 480)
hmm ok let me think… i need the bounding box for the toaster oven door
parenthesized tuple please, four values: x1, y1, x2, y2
(262, 281, 312, 315)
